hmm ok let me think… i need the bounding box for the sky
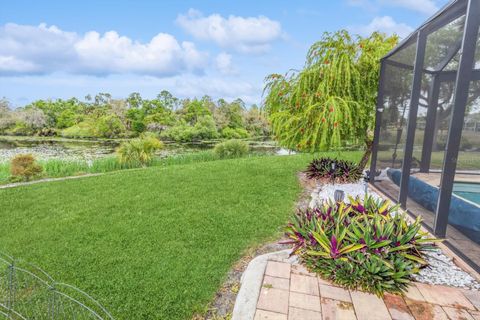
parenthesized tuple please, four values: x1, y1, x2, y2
(0, 0, 449, 107)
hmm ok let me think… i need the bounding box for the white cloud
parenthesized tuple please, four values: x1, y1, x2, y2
(0, 23, 208, 76)
(0, 23, 77, 74)
(0, 56, 38, 73)
(176, 9, 282, 53)
(355, 16, 414, 38)
(215, 52, 235, 75)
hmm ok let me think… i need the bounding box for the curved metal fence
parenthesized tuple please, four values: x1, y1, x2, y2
(0, 252, 114, 320)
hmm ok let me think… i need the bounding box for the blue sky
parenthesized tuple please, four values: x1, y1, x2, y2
(0, 0, 448, 107)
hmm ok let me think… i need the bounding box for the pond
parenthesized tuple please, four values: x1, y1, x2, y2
(0, 136, 287, 162)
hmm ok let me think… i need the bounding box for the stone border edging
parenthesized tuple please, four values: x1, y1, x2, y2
(232, 249, 293, 320)
(0, 173, 102, 189)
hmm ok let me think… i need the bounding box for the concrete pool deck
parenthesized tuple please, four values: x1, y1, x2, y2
(413, 172, 480, 187)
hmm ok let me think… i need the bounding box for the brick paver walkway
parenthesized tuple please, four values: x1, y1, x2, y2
(254, 260, 480, 320)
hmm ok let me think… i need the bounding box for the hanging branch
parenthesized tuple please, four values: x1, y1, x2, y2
(263, 30, 398, 153)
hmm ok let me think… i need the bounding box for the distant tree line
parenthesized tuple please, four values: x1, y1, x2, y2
(0, 91, 270, 141)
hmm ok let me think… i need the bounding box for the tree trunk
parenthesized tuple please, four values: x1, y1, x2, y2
(358, 139, 373, 171)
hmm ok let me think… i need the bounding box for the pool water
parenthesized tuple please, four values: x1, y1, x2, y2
(453, 182, 480, 205)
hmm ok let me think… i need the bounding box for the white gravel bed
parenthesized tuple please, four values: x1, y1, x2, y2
(309, 179, 480, 290)
(415, 250, 480, 290)
(309, 181, 382, 208)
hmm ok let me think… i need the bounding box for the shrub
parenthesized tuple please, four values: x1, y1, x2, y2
(161, 117, 219, 142)
(192, 116, 219, 140)
(285, 195, 438, 296)
(95, 115, 126, 138)
(460, 137, 473, 151)
(160, 123, 194, 142)
(61, 121, 97, 138)
(221, 127, 250, 139)
(57, 109, 78, 129)
(10, 154, 43, 181)
(304, 157, 362, 183)
(37, 128, 57, 137)
(131, 120, 146, 134)
(7, 122, 34, 136)
(117, 133, 163, 166)
(213, 139, 249, 158)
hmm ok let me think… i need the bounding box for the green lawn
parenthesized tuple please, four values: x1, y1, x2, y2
(377, 150, 480, 170)
(0, 152, 361, 319)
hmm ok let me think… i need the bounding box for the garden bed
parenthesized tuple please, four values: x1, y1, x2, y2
(308, 178, 480, 290)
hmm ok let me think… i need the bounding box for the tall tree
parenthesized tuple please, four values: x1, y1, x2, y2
(263, 30, 397, 167)
(157, 90, 180, 111)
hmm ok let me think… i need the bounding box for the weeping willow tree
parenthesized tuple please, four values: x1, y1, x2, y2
(263, 30, 398, 169)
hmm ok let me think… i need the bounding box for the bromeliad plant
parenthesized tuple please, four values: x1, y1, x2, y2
(304, 157, 362, 183)
(285, 195, 439, 296)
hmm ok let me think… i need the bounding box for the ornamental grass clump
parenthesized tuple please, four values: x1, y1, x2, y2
(304, 157, 362, 183)
(213, 139, 249, 159)
(116, 133, 163, 167)
(285, 195, 438, 296)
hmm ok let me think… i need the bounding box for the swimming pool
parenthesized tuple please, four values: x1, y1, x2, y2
(387, 169, 480, 244)
(453, 182, 480, 205)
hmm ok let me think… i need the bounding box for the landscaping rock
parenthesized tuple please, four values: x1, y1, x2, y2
(414, 250, 480, 290)
(309, 180, 382, 208)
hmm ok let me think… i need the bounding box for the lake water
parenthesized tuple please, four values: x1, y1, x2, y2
(0, 137, 285, 162)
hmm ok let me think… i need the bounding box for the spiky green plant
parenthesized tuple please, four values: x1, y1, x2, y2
(116, 133, 163, 167)
(284, 195, 439, 296)
(304, 157, 362, 183)
(263, 31, 398, 161)
(213, 139, 249, 159)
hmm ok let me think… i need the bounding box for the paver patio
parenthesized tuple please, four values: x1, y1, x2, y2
(253, 260, 480, 320)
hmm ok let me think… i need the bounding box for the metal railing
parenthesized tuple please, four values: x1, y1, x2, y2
(0, 252, 114, 320)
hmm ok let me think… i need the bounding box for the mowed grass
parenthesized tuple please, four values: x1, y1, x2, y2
(0, 152, 361, 319)
(377, 150, 480, 170)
